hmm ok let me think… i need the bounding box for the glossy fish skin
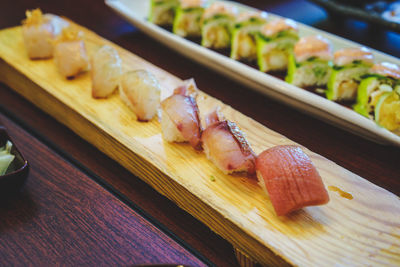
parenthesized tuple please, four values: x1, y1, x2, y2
(161, 94, 202, 150)
(256, 145, 329, 216)
(202, 120, 256, 175)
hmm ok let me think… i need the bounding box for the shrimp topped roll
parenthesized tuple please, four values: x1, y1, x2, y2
(22, 8, 69, 59)
(286, 35, 333, 88)
(120, 70, 162, 122)
(201, 110, 256, 175)
(201, 2, 238, 49)
(326, 47, 374, 102)
(161, 79, 202, 150)
(53, 28, 89, 78)
(230, 10, 268, 61)
(354, 62, 400, 118)
(256, 18, 299, 73)
(149, 0, 179, 26)
(91, 45, 122, 98)
(173, 0, 208, 37)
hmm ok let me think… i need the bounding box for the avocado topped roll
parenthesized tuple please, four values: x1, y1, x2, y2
(149, 0, 179, 26)
(354, 62, 400, 118)
(374, 91, 400, 134)
(326, 47, 374, 102)
(230, 10, 268, 61)
(286, 35, 333, 88)
(201, 2, 238, 49)
(173, 0, 208, 37)
(256, 18, 299, 72)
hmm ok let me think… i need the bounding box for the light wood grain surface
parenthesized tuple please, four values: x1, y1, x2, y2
(0, 23, 399, 266)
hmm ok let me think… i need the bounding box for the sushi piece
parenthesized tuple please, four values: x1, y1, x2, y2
(120, 70, 162, 122)
(53, 28, 89, 78)
(22, 8, 69, 59)
(256, 18, 299, 72)
(149, 0, 179, 26)
(161, 79, 202, 150)
(201, 111, 256, 175)
(230, 10, 268, 61)
(285, 35, 333, 88)
(374, 91, 400, 133)
(354, 62, 400, 118)
(256, 145, 329, 216)
(91, 45, 122, 98)
(173, 0, 207, 37)
(326, 47, 374, 102)
(201, 2, 238, 49)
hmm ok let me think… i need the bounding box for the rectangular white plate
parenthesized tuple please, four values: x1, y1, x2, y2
(105, 0, 400, 147)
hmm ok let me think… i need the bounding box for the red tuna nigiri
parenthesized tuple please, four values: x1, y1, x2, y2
(256, 145, 329, 216)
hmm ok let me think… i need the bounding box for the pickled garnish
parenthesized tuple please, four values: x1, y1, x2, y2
(328, 185, 353, 200)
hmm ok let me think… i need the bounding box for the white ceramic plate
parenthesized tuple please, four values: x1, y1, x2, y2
(105, 0, 400, 147)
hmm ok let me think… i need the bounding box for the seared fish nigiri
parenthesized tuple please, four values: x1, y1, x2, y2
(91, 45, 122, 98)
(22, 8, 69, 59)
(120, 70, 161, 122)
(256, 145, 329, 216)
(161, 79, 202, 150)
(202, 111, 256, 174)
(53, 28, 89, 78)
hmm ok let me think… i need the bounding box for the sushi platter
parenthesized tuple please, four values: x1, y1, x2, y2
(105, 0, 400, 147)
(0, 18, 399, 267)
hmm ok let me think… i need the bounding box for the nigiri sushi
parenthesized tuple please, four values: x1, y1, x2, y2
(119, 70, 161, 122)
(256, 145, 329, 216)
(91, 45, 122, 98)
(173, 0, 207, 37)
(326, 47, 374, 102)
(22, 8, 69, 59)
(149, 0, 179, 26)
(256, 18, 299, 72)
(201, 2, 238, 49)
(286, 35, 333, 88)
(354, 62, 400, 118)
(53, 28, 89, 78)
(230, 10, 268, 61)
(201, 111, 256, 174)
(161, 79, 202, 150)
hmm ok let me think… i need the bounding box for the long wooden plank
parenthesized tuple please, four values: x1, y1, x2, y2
(0, 24, 399, 266)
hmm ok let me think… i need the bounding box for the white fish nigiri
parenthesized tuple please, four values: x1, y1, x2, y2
(119, 70, 161, 121)
(53, 28, 89, 78)
(91, 45, 122, 98)
(22, 9, 69, 59)
(161, 79, 202, 150)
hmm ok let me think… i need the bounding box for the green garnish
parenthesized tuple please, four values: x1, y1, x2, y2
(210, 175, 216, 182)
(0, 140, 15, 175)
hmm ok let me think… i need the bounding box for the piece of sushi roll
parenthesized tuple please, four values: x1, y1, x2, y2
(149, 0, 179, 26)
(201, 2, 238, 49)
(326, 47, 374, 102)
(120, 70, 162, 122)
(285, 35, 333, 88)
(374, 91, 400, 134)
(22, 8, 69, 59)
(230, 10, 268, 61)
(53, 28, 89, 78)
(354, 62, 400, 118)
(91, 45, 123, 98)
(256, 18, 299, 73)
(173, 0, 207, 37)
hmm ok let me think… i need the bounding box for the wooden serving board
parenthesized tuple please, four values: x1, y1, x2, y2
(0, 22, 399, 267)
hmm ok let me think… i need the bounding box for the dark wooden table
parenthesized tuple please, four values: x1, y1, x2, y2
(0, 1, 399, 266)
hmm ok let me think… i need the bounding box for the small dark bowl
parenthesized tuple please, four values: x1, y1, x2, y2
(0, 126, 29, 197)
